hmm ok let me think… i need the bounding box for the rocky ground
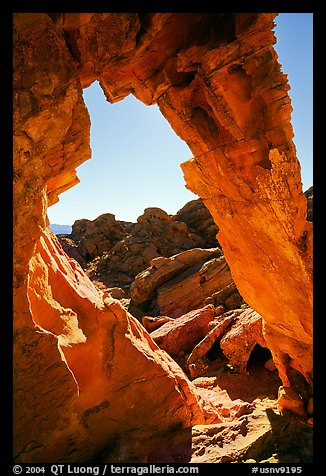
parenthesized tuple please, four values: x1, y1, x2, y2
(53, 194, 313, 463)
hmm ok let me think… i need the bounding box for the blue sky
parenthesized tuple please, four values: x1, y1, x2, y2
(48, 13, 313, 225)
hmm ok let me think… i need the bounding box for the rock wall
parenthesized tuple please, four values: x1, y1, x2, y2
(16, 227, 222, 462)
(13, 13, 312, 462)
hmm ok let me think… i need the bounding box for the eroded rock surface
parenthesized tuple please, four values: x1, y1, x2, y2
(150, 305, 217, 357)
(71, 213, 127, 260)
(18, 228, 222, 462)
(58, 200, 219, 294)
(145, 304, 269, 382)
(219, 308, 267, 373)
(13, 12, 312, 463)
(174, 198, 219, 248)
(130, 247, 238, 318)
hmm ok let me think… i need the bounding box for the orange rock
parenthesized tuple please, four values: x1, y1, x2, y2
(62, 13, 94, 31)
(177, 39, 313, 390)
(157, 253, 234, 318)
(150, 305, 216, 357)
(14, 12, 312, 462)
(278, 386, 307, 418)
(219, 309, 267, 373)
(19, 228, 222, 461)
(307, 397, 313, 416)
(131, 248, 221, 305)
(174, 198, 219, 248)
(265, 358, 277, 372)
(187, 310, 239, 378)
(142, 315, 174, 332)
(75, 213, 127, 260)
(77, 203, 216, 295)
(131, 247, 234, 318)
(105, 287, 126, 300)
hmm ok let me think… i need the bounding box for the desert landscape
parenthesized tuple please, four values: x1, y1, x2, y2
(13, 13, 312, 464)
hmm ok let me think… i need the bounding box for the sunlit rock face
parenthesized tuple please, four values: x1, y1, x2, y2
(16, 227, 221, 462)
(13, 12, 312, 462)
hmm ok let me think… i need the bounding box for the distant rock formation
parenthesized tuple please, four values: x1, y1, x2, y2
(71, 213, 128, 259)
(57, 198, 220, 294)
(174, 199, 219, 248)
(49, 223, 72, 235)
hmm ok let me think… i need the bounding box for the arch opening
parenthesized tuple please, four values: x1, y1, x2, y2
(48, 80, 198, 227)
(27, 12, 312, 394)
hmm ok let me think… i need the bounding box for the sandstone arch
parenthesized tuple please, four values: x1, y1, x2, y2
(13, 13, 312, 462)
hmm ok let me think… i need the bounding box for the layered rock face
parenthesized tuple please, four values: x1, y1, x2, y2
(130, 247, 240, 318)
(13, 12, 312, 462)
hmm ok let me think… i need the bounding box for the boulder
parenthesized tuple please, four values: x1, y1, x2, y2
(174, 198, 219, 248)
(219, 308, 267, 373)
(105, 287, 126, 300)
(79, 206, 220, 294)
(142, 315, 174, 332)
(187, 310, 240, 378)
(130, 247, 235, 319)
(150, 305, 216, 357)
(76, 213, 127, 260)
(157, 254, 234, 318)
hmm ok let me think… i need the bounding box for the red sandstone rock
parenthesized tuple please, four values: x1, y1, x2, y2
(22, 228, 222, 461)
(148, 305, 270, 381)
(193, 381, 255, 422)
(134, 207, 211, 253)
(13, 12, 313, 462)
(74, 203, 217, 294)
(278, 386, 306, 418)
(187, 310, 239, 378)
(13, 326, 91, 463)
(130, 248, 222, 305)
(185, 307, 269, 379)
(72, 213, 127, 260)
(150, 305, 216, 357)
(105, 287, 126, 300)
(130, 247, 234, 319)
(265, 358, 277, 372)
(177, 32, 313, 391)
(205, 282, 245, 310)
(174, 198, 219, 248)
(219, 308, 267, 373)
(157, 254, 234, 318)
(56, 235, 87, 268)
(142, 315, 174, 332)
